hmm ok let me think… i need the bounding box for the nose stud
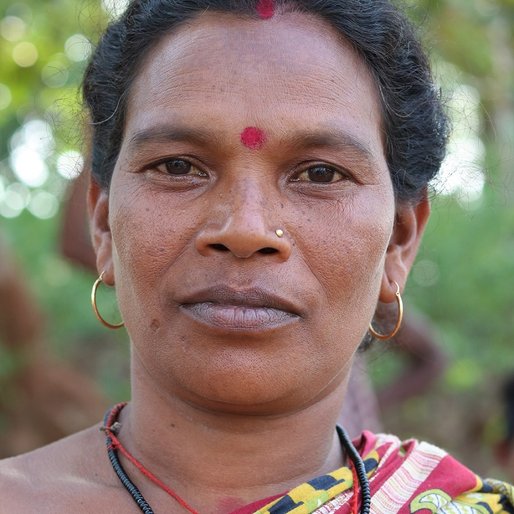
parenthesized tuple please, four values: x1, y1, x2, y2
(275, 229, 284, 238)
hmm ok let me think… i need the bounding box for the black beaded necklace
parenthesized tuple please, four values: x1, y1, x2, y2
(102, 404, 371, 514)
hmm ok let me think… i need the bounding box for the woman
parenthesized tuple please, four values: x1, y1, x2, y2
(1, 1, 512, 512)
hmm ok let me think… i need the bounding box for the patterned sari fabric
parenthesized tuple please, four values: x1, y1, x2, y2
(234, 432, 514, 514)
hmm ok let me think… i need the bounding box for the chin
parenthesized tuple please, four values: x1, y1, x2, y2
(172, 356, 344, 417)
(142, 352, 307, 416)
(132, 323, 351, 414)
(180, 368, 301, 414)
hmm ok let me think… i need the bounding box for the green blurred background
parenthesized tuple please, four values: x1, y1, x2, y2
(0, 0, 513, 477)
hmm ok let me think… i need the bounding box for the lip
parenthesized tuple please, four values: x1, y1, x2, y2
(178, 286, 302, 331)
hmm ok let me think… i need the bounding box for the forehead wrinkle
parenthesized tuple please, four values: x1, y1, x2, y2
(131, 62, 374, 117)
(125, 11, 384, 158)
(128, 39, 380, 129)
(130, 12, 378, 100)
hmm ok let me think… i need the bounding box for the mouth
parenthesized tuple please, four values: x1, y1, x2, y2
(178, 286, 302, 331)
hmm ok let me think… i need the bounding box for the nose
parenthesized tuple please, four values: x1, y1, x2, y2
(195, 186, 291, 261)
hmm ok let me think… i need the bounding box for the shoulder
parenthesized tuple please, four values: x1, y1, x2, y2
(0, 425, 124, 514)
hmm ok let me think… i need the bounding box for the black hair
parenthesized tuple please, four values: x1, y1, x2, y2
(83, 0, 449, 203)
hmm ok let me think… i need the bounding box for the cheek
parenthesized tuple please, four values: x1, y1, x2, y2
(108, 185, 195, 319)
(112, 211, 167, 277)
(294, 193, 393, 317)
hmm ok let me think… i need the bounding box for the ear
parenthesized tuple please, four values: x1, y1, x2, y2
(379, 190, 430, 302)
(88, 180, 114, 285)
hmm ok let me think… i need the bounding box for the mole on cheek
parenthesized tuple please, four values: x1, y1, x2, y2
(256, 0, 275, 19)
(240, 127, 267, 150)
(150, 319, 161, 332)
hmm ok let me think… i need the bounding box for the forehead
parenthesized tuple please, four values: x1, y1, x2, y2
(125, 12, 383, 147)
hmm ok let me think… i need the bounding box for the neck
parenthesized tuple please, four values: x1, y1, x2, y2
(118, 357, 351, 512)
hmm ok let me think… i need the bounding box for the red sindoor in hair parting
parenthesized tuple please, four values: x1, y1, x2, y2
(256, 0, 275, 19)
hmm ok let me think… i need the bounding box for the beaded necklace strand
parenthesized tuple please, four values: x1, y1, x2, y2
(102, 403, 371, 514)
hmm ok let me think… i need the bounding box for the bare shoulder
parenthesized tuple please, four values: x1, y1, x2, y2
(0, 424, 125, 514)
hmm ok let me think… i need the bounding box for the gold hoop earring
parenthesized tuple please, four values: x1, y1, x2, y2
(91, 272, 124, 330)
(369, 281, 403, 341)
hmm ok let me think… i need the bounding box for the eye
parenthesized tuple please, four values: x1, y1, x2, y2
(296, 165, 345, 183)
(155, 159, 207, 177)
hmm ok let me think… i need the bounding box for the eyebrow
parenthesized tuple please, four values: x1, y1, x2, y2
(286, 129, 377, 165)
(126, 124, 377, 164)
(127, 125, 216, 151)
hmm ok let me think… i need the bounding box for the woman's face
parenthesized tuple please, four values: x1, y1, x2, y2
(91, 12, 426, 414)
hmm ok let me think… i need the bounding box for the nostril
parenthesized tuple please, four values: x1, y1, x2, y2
(259, 247, 278, 255)
(210, 243, 230, 252)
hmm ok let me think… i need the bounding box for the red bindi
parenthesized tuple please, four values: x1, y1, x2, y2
(256, 0, 275, 19)
(240, 127, 267, 150)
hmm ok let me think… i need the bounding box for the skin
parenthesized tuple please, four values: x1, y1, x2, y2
(0, 11, 429, 513)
